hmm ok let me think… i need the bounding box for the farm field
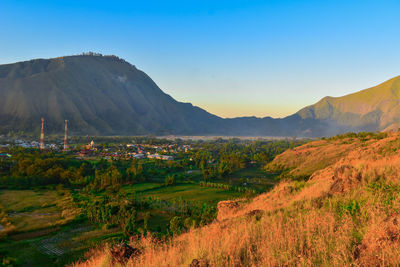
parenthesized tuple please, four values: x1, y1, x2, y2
(0, 174, 266, 266)
(0, 190, 63, 233)
(0, 137, 299, 265)
(0, 221, 121, 266)
(123, 183, 243, 203)
(223, 164, 279, 191)
(0, 189, 122, 266)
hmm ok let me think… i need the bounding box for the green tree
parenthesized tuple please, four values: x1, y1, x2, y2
(169, 216, 183, 235)
(165, 175, 175, 186)
(143, 211, 151, 231)
(127, 159, 143, 182)
(123, 210, 137, 237)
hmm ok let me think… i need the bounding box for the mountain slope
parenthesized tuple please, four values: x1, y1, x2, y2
(297, 76, 400, 134)
(0, 54, 399, 137)
(0, 55, 223, 135)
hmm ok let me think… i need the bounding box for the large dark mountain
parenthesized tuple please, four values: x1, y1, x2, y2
(0, 54, 398, 137)
(0, 54, 225, 136)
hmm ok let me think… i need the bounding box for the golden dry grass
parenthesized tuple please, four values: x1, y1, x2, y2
(73, 132, 400, 266)
(265, 138, 361, 179)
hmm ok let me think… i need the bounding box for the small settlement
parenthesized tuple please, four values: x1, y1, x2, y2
(0, 135, 192, 161)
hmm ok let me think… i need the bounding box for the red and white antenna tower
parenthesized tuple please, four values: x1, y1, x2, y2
(64, 120, 68, 151)
(40, 117, 45, 150)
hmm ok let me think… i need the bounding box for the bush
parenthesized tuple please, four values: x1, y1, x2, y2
(123, 211, 137, 237)
(165, 175, 175, 186)
(169, 216, 183, 235)
(337, 199, 360, 218)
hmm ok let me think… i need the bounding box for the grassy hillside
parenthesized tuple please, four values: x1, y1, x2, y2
(297, 76, 400, 132)
(265, 138, 357, 180)
(73, 131, 400, 266)
(265, 132, 387, 180)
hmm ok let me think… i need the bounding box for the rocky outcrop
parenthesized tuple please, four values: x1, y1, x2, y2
(190, 258, 210, 267)
(217, 200, 241, 221)
(110, 243, 141, 264)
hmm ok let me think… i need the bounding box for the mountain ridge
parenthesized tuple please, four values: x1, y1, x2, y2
(0, 54, 225, 136)
(0, 54, 399, 137)
(297, 75, 400, 133)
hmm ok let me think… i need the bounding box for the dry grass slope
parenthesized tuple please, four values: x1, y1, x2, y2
(73, 132, 400, 266)
(265, 137, 361, 180)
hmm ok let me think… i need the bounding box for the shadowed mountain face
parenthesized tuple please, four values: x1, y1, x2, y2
(0, 54, 398, 137)
(0, 55, 225, 136)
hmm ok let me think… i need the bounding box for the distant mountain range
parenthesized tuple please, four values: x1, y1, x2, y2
(0, 54, 399, 137)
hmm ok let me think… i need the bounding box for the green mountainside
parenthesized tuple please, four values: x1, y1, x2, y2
(297, 76, 400, 134)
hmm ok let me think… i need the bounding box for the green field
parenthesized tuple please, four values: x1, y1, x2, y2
(0, 221, 121, 266)
(121, 182, 244, 232)
(123, 183, 242, 203)
(0, 163, 278, 266)
(221, 164, 279, 192)
(0, 189, 122, 266)
(0, 182, 248, 266)
(0, 190, 63, 233)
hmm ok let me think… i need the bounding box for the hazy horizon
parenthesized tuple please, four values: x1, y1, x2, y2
(1, 0, 400, 118)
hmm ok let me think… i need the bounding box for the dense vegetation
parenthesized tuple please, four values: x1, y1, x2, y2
(0, 137, 304, 266)
(74, 131, 400, 266)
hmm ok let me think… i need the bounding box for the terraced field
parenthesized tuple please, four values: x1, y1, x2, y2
(0, 165, 275, 266)
(0, 189, 122, 266)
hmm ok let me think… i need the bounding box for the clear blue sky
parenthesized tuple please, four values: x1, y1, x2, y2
(1, 0, 400, 118)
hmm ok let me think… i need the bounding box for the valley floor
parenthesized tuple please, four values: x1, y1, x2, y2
(74, 131, 400, 266)
(0, 165, 273, 266)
